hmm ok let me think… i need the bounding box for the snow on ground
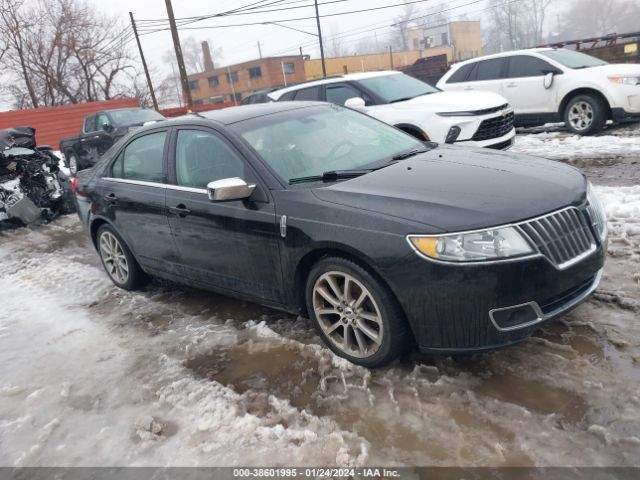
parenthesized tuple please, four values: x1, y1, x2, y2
(512, 124, 640, 161)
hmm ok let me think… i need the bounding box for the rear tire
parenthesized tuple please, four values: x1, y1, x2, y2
(564, 94, 606, 135)
(305, 256, 412, 368)
(96, 224, 149, 290)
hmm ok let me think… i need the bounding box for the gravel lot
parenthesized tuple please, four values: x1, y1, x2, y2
(1, 124, 639, 467)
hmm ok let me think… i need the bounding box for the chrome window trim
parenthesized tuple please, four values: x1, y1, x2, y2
(102, 177, 208, 194)
(489, 268, 603, 332)
(406, 205, 599, 268)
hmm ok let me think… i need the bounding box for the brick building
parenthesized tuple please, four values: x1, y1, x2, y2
(187, 55, 306, 105)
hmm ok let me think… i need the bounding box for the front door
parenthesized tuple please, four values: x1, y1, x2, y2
(99, 129, 182, 274)
(502, 55, 560, 114)
(165, 127, 284, 303)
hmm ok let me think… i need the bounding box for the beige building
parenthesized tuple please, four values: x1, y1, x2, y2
(304, 49, 440, 80)
(187, 55, 306, 104)
(407, 21, 482, 62)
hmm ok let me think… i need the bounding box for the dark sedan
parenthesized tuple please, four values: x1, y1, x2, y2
(73, 102, 608, 367)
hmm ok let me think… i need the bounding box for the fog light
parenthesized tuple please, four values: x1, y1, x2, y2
(445, 126, 461, 144)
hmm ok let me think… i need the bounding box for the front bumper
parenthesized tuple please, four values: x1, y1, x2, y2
(382, 240, 606, 354)
(456, 128, 515, 150)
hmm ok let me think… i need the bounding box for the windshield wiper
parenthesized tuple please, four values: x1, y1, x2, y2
(289, 169, 373, 185)
(392, 148, 428, 160)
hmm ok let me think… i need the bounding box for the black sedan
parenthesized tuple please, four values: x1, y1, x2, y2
(73, 102, 608, 367)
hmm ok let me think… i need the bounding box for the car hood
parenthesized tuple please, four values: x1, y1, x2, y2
(392, 90, 509, 112)
(312, 146, 586, 233)
(581, 63, 640, 76)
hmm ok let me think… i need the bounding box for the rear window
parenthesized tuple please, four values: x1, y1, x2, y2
(278, 91, 296, 101)
(84, 115, 97, 133)
(473, 58, 506, 81)
(446, 63, 474, 83)
(111, 131, 166, 183)
(293, 86, 321, 101)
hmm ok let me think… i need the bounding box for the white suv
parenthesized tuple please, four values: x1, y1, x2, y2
(269, 71, 516, 149)
(437, 48, 640, 135)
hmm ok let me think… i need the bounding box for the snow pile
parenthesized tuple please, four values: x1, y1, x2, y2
(513, 132, 640, 161)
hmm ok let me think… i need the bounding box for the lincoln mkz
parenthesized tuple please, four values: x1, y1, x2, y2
(73, 102, 607, 367)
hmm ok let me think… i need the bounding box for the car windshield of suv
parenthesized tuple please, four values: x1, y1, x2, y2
(356, 73, 439, 103)
(108, 109, 165, 125)
(236, 105, 425, 185)
(540, 49, 608, 69)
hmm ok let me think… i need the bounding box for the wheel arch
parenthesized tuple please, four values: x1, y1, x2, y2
(394, 123, 430, 141)
(559, 88, 612, 120)
(293, 243, 402, 318)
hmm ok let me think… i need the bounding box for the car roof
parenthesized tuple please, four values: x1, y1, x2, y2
(172, 101, 326, 126)
(270, 70, 401, 98)
(449, 48, 555, 68)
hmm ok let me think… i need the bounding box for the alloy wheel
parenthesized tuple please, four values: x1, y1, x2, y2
(312, 271, 384, 358)
(99, 231, 129, 284)
(567, 101, 594, 131)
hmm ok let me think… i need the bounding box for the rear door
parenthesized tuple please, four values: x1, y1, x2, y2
(461, 57, 507, 96)
(165, 126, 284, 303)
(100, 128, 181, 274)
(503, 55, 560, 113)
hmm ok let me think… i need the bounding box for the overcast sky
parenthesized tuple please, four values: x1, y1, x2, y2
(109, 0, 508, 72)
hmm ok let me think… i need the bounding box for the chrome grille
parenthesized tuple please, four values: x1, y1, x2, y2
(519, 208, 596, 268)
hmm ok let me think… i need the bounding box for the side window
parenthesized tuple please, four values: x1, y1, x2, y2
(293, 86, 321, 101)
(507, 55, 556, 78)
(111, 131, 166, 183)
(474, 58, 506, 81)
(325, 84, 364, 106)
(447, 63, 474, 83)
(279, 91, 296, 101)
(175, 130, 246, 189)
(84, 115, 96, 133)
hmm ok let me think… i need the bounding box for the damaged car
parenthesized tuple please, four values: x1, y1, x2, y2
(0, 127, 75, 228)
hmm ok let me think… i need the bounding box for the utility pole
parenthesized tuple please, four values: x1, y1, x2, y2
(165, 0, 192, 106)
(313, 0, 326, 78)
(129, 12, 158, 111)
(389, 45, 394, 70)
(257, 41, 263, 59)
(299, 46, 303, 56)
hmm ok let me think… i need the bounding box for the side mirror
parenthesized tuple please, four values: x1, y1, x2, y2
(102, 123, 114, 133)
(207, 177, 256, 201)
(344, 97, 366, 110)
(543, 72, 555, 89)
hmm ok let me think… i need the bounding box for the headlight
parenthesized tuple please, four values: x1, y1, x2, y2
(608, 76, 640, 86)
(587, 181, 607, 240)
(408, 226, 534, 263)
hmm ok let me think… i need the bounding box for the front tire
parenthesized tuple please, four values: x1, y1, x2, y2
(564, 94, 606, 135)
(97, 224, 149, 290)
(305, 257, 411, 368)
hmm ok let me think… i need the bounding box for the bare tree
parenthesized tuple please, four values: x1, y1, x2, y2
(562, 0, 639, 40)
(390, 1, 416, 51)
(326, 23, 349, 58)
(178, 36, 224, 74)
(483, 0, 552, 53)
(0, 0, 140, 108)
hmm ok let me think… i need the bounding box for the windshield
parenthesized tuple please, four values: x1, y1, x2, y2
(235, 105, 424, 185)
(540, 49, 608, 69)
(356, 73, 439, 103)
(108, 109, 165, 126)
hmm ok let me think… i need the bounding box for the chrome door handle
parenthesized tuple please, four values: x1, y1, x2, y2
(169, 204, 191, 217)
(104, 193, 118, 204)
(506, 83, 517, 88)
(464, 86, 474, 90)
